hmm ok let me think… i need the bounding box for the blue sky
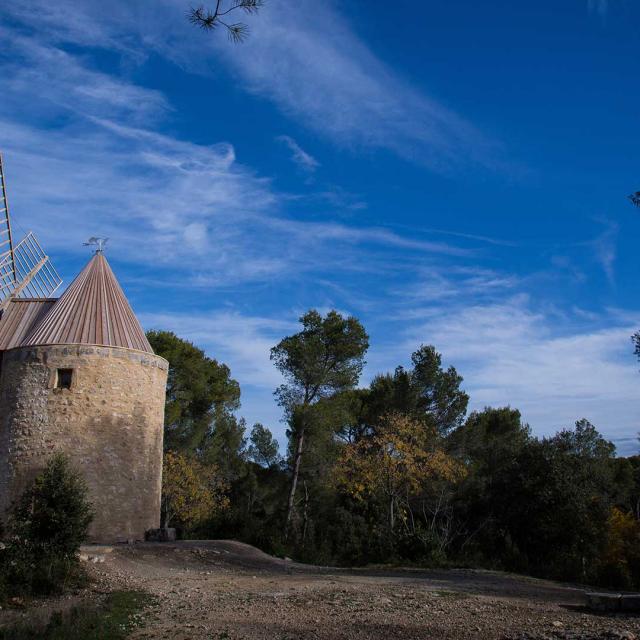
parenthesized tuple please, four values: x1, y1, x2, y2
(1, 0, 639, 454)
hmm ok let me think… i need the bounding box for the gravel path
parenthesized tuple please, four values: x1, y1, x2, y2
(82, 541, 639, 640)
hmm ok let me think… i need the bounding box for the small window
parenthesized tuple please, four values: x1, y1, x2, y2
(56, 369, 74, 390)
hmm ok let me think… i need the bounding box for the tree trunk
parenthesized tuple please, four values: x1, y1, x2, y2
(284, 426, 305, 539)
(301, 479, 310, 544)
(161, 497, 169, 529)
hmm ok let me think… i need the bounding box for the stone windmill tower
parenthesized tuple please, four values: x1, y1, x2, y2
(0, 154, 168, 542)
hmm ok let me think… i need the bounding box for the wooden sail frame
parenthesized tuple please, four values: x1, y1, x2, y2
(0, 154, 62, 313)
(0, 153, 15, 280)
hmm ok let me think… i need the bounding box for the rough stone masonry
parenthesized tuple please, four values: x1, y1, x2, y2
(0, 344, 167, 542)
(0, 252, 168, 543)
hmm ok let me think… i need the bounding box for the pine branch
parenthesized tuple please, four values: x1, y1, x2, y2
(628, 191, 640, 208)
(188, 1, 264, 41)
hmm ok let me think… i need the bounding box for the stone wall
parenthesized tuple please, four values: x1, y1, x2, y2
(0, 344, 168, 543)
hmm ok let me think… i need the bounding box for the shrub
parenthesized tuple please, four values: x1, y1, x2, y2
(0, 454, 93, 597)
(161, 450, 229, 531)
(597, 507, 640, 589)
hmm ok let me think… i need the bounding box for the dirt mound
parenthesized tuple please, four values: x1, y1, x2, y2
(101, 539, 298, 579)
(149, 539, 292, 570)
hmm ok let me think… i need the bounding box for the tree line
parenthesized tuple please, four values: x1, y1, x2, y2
(146, 310, 640, 590)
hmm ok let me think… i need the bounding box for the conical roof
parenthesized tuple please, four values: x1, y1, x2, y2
(22, 253, 153, 354)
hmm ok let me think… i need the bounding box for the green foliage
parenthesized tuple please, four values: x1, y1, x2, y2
(201, 462, 288, 553)
(0, 454, 93, 598)
(487, 420, 615, 581)
(271, 309, 369, 412)
(202, 414, 247, 481)
(247, 423, 281, 468)
(363, 345, 469, 435)
(610, 456, 640, 518)
(149, 324, 640, 590)
(0, 591, 154, 640)
(450, 407, 530, 464)
(271, 309, 369, 535)
(445, 407, 531, 562)
(146, 330, 240, 453)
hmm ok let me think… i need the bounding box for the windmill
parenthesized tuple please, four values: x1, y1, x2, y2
(0, 153, 62, 312)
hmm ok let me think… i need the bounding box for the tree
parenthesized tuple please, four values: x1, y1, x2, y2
(335, 413, 464, 532)
(161, 450, 229, 530)
(629, 191, 640, 208)
(600, 507, 640, 589)
(447, 407, 531, 557)
(2, 454, 93, 595)
(553, 418, 616, 459)
(203, 414, 247, 481)
(9, 455, 93, 558)
(248, 423, 281, 468)
(363, 345, 469, 435)
(188, 0, 264, 42)
(490, 419, 616, 580)
(147, 330, 240, 453)
(271, 309, 369, 537)
(631, 334, 640, 447)
(449, 406, 530, 464)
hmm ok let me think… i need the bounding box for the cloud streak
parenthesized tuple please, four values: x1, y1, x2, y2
(206, 0, 497, 170)
(0, 21, 468, 291)
(396, 296, 640, 455)
(1, 0, 499, 171)
(277, 135, 319, 172)
(588, 0, 609, 16)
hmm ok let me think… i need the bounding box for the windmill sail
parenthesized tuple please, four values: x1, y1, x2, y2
(0, 154, 16, 289)
(0, 154, 62, 311)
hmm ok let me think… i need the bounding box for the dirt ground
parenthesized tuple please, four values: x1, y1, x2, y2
(3, 540, 640, 639)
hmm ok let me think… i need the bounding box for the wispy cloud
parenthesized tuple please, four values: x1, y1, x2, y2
(1, 0, 499, 172)
(393, 266, 521, 305)
(592, 219, 618, 285)
(139, 310, 294, 389)
(588, 0, 609, 16)
(395, 296, 640, 455)
(5, 115, 463, 287)
(0, 22, 468, 289)
(276, 135, 319, 172)
(205, 0, 497, 171)
(0, 29, 168, 123)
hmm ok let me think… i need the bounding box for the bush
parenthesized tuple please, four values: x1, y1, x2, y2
(0, 454, 93, 598)
(161, 450, 229, 531)
(597, 507, 640, 590)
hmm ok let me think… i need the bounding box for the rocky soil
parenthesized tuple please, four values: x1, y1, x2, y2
(3, 540, 639, 639)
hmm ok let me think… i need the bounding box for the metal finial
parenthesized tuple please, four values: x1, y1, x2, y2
(83, 237, 109, 253)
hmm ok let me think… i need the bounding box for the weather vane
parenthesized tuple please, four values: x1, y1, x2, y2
(83, 237, 109, 253)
